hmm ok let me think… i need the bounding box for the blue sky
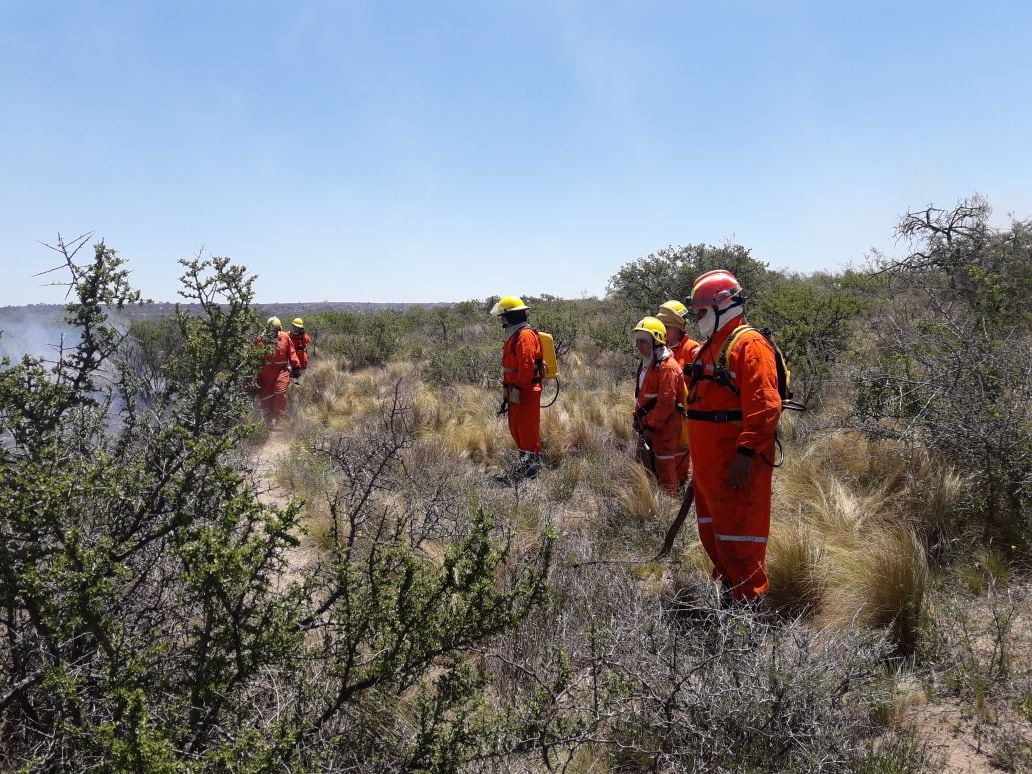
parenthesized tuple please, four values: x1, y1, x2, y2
(2, 0, 1030, 305)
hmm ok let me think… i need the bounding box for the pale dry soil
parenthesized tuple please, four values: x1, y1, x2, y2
(251, 424, 320, 587)
(907, 582, 1032, 772)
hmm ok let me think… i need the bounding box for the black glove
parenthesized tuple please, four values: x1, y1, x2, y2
(290, 366, 301, 379)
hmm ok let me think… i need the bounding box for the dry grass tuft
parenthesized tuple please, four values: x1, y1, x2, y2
(547, 457, 583, 503)
(678, 538, 715, 581)
(296, 361, 379, 429)
(819, 522, 928, 653)
(790, 431, 909, 493)
(540, 385, 633, 462)
(612, 463, 669, 523)
(900, 453, 969, 548)
(766, 515, 826, 617)
(767, 431, 932, 647)
(438, 403, 501, 463)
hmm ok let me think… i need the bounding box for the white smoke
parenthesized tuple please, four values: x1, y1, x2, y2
(0, 307, 80, 363)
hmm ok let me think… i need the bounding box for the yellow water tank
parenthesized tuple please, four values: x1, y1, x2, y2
(537, 331, 559, 380)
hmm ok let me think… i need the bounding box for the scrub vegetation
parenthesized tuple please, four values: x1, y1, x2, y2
(2, 198, 1030, 770)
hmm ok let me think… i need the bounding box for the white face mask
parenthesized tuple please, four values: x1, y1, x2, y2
(696, 301, 743, 339)
(696, 310, 718, 339)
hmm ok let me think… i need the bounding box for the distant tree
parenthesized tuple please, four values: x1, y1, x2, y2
(606, 242, 772, 312)
(751, 271, 869, 407)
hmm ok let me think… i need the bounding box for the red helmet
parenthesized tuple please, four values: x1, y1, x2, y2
(687, 270, 742, 308)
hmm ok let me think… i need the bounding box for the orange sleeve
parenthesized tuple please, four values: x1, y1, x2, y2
(512, 329, 541, 390)
(731, 333, 781, 450)
(643, 362, 682, 430)
(284, 334, 301, 370)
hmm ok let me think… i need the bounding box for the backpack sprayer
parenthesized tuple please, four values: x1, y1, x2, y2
(497, 328, 560, 415)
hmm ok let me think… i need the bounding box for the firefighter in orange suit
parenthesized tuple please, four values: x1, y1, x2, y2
(255, 316, 301, 427)
(655, 300, 699, 485)
(491, 296, 542, 479)
(288, 318, 312, 378)
(684, 271, 781, 605)
(656, 300, 699, 370)
(632, 317, 685, 497)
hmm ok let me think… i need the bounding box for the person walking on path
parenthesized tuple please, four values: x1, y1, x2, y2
(288, 318, 312, 380)
(254, 316, 301, 427)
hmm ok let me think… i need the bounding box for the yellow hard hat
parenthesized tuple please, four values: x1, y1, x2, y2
(632, 316, 666, 345)
(291, 318, 304, 327)
(489, 295, 530, 316)
(266, 316, 282, 330)
(656, 300, 688, 331)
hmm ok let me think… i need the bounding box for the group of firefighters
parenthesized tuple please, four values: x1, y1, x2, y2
(252, 316, 311, 427)
(495, 269, 781, 607)
(254, 268, 781, 607)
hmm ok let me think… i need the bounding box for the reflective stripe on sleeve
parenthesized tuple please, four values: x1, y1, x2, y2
(697, 517, 713, 524)
(654, 454, 676, 460)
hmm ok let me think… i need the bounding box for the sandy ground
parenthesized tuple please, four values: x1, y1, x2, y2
(251, 425, 320, 586)
(907, 582, 1032, 772)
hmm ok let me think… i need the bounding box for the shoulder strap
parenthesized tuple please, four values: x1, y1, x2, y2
(721, 326, 799, 405)
(717, 325, 756, 369)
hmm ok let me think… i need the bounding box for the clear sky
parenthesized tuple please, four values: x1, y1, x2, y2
(2, 0, 1030, 305)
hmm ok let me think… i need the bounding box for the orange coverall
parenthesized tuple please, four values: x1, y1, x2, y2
(668, 336, 700, 484)
(255, 331, 300, 422)
(289, 331, 312, 372)
(634, 349, 685, 496)
(668, 336, 699, 370)
(686, 319, 781, 601)
(503, 326, 542, 454)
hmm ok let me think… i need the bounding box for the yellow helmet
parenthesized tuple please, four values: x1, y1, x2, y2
(489, 295, 530, 316)
(266, 316, 282, 330)
(291, 318, 304, 328)
(655, 300, 689, 331)
(632, 316, 666, 345)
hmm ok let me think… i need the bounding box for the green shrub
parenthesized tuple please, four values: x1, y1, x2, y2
(850, 199, 1032, 548)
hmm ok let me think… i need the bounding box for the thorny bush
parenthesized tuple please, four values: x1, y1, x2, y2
(0, 239, 552, 771)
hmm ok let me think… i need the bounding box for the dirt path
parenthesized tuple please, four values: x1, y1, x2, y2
(251, 427, 320, 586)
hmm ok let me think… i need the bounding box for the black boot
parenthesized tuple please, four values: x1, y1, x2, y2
(719, 579, 734, 609)
(520, 451, 541, 479)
